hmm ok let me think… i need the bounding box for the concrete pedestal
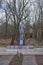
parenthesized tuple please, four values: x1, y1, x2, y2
(18, 39, 25, 45)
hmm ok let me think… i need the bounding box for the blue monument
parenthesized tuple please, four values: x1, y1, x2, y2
(19, 22, 25, 45)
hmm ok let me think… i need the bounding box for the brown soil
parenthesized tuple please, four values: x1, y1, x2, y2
(9, 54, 23, 65)
(35, 55, 43, 65)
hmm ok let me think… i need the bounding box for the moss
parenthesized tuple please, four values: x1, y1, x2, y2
(15, 56, 22, 62)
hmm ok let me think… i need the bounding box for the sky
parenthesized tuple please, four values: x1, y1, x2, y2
(0, 8, 5, 19)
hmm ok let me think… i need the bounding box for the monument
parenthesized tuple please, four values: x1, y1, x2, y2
(19, 21, 25, 45)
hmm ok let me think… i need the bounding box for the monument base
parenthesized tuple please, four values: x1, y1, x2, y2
(18, 39, 25, 45)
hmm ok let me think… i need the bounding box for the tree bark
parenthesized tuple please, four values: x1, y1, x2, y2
(11, 34, 15, 45)
(10, 22, 20, 45)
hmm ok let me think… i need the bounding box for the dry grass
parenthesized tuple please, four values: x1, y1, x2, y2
(0, 38, 43, 46)
(0, 39, 17, 46)
(0, 39, 11, 46)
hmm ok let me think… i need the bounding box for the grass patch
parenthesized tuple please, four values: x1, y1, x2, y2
(33, 46, 43, 48)
(0, 46, 6, 48)
(15, 56, 22, 62)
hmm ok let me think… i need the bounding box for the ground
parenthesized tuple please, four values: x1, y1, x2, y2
(0, 38, 43, 65)
(0, 39, 17, 46)
(0, 55, 43, 65)
(9, 54, 23, 65)
(0, 38, 43, 46)
(35, 55, 43, 65)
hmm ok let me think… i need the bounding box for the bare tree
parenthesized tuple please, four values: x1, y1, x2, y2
(36, 0, 43, 41)
(33, 0, 43, 41)
(0, 0, 31, 44)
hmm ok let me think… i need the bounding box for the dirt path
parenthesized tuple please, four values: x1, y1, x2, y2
(0, 55, 14, 65)
(22, 55, 38, 65)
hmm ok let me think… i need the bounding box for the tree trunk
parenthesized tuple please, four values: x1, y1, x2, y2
(5, 22, 8, 39)
(11, 22, 16, 45)
(11, 34, 15, 45)
(10, 22, 20, 45)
